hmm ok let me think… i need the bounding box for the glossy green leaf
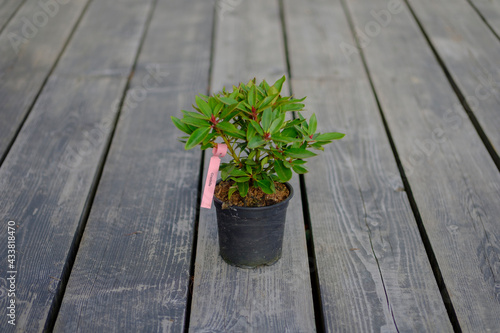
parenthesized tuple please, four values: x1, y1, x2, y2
(250, 120, 264, 135)
(285, 148, 317, 158)
(315, 132, 345, 141)
(230, 169, 248, 177)
(248, 85, 257, 106)
(261, 108, 272, 132)
(182, 116, 211, 128)
(231, 176, 251, 183)
(309, 113, 317, 135)
(218, 96, 238, 105)
(171, 116, 193, 134)
(248, 136, 266, 149)
(237, 181, 249, 197)
(247, 123, 256, 141)
(185, 127, 211, 150)
(221, 164, 235, 180)
(256, 179, 274, 194)
(282, 103, 305, 112)
(181, 110, 209, 120)
(274, 160, 292, 182)
(292, 165, 308, 174)
(269, 114, 286, 134)
(272, 75, 286, 92)
(196, 95, 212, 117)
(228, 186, 238, 199)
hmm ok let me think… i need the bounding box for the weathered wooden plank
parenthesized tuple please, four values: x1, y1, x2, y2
(343, 0, 500, 331)
(0, 0, 155, 330)
(54, 0, 215, 331)
(283, 0, 453, 331)
(0, 0, 25, 31)
(188, 0, 316, 332)
(406, 0, 500, 158)
(468, 0, 500, 37)
(0, 0, 90, 162)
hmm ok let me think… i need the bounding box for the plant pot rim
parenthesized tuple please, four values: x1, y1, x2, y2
(213, 179, 294, 211)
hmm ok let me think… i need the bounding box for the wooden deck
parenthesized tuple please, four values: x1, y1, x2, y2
(0, 0, 499, 331)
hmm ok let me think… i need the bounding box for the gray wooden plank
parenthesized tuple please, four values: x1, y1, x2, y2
(54, 0, 215, 331)
(0, 0, 26, 31)
(0, 0, 155, 330)
(342, 0, 500, 331)
(468, 0, 500, 38)
(188, 0, 316, 332)
(0, 0, 90, 162)
(283, 0, 453, 331)
(406, 0, 500, 158)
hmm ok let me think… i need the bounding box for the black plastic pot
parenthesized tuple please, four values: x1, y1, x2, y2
(213, 181, 294, 268)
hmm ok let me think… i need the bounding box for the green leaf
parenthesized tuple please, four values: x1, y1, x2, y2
(212, 103, 223, 116)
(309, 113, 317, 135)
(315, 132, 345, 141)
(196, 95, 212, 117)
(256, 179, 274, 194)
(237, 181, 249, 197)
(216, 122, 238, 134)
(292, 165, 308, 174)
(248, 85, 257, 106)
(271, 134, 301, 144)
(294, 125, 308, 137)
(216, 122, 246, 140)
(228, 186, 238, 199)
(258, 94, 278, 109)
(185, 127, 211, 150)
(269, 114, 286, 134)
(231, 176, 251, 183)
(282, 103, 305, 112)
(250, 120, 264, 136)
(261, 108, 272, 132)
(272, 75, 286, 93)
(285, 148, 317, 158)
(248, 136, 266, 149)
(274, 160, 292, 182)
(230, 169, 248, 177)
(260, 79, 270, 91)
(182, 116, 211, 128)
(268, 86, 279, 96)
(247, 123, 256, 141)
(220, 102, 239, 119)
(221, 164, 235, 180)
(181, 110, 210, 120)
(292, 159, 306, 165)
(218, 96, 238, 105)
(261, 156, 269, 168)
(171, 116, 193, 134)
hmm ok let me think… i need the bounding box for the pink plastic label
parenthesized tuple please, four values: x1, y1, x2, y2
(201, 143, 227, 209)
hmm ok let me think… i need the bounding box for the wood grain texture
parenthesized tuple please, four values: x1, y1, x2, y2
(0, 75, 125, 332)
(0, 0, 90, 162)
(468, 0, 500, 37)
(405, 0, 500, 157)
(54, 0, 215, 331)
(0, 0, 26, 31)
(0, 0, 155, 330)
(283, 0, 453, 331)
(188, 0, 316, 332)
(343, 0, 500, 330)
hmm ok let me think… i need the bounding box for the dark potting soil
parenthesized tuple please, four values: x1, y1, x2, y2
(214, 180, 290, 207)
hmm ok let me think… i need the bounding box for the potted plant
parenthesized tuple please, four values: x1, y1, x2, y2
(171, 76, 344, 268)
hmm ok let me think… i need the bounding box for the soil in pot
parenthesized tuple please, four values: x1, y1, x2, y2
(214, 180, 290, 207)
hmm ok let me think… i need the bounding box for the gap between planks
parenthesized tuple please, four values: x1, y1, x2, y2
(45, 0, 161, 329)
(338, 0, 463, 330)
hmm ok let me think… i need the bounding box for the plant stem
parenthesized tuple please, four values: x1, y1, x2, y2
(220, 133, 240, 164)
